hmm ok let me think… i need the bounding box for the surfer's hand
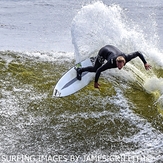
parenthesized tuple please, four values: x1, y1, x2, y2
(94, 82, 100, 89)
(144, 63, 151, 70)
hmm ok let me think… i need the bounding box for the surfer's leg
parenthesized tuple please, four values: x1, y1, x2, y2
(82, 56, 102, 72)
(76, 68, 82, 80)
(76, 58, 102, 80)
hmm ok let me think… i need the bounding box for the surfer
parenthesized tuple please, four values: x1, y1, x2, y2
(76, 45, 151, 88)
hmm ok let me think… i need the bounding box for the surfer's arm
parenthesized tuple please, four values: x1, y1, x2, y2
(94, 62, 111, 88)
(94, 70, 101, 88)
(126, 51, 151, 70)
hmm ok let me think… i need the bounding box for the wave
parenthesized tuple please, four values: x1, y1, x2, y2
(71, 1, 163, 113)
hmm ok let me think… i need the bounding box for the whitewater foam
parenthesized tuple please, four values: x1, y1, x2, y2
(71, 2, 128, 62)
(71, 1, 163, 69)
(24, 51, 74, 62)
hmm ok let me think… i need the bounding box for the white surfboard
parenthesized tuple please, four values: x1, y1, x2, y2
(53, 57, 96, 97)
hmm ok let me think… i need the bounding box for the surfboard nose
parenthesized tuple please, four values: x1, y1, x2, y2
(53, 89, 61, 97)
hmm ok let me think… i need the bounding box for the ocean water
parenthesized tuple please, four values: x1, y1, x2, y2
(0, 0, 163, 163)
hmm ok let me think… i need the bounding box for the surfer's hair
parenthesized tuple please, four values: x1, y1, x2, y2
(116, 56, 126, 63)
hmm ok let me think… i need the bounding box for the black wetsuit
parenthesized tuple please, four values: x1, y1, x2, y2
(80, 45, 147, 83)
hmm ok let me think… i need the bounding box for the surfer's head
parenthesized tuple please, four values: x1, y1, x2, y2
(116, 56, 126, 70)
